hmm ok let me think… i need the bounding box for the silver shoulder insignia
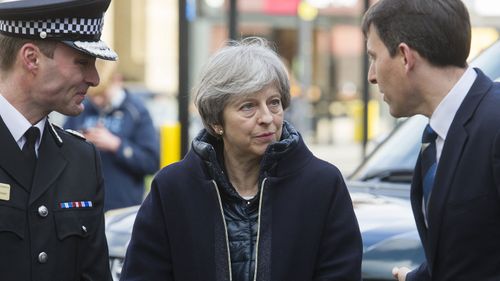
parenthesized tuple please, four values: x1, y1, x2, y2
(48, 122, 63, 146)
(65, 129, 86, 140)
(51, 123, 63, 130)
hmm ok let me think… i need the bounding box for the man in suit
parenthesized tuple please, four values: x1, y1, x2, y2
(0, 0, 117, 280)
(362, 0, 500, 280)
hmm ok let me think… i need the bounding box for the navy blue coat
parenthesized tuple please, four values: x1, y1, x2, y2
(120, 125, 362, 281)
(407, 69, 500, 281)
(64, 89, 159, 211)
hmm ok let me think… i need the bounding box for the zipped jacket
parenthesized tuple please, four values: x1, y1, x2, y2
(194, 122, 303, 281)
(120, 122, 363, 281)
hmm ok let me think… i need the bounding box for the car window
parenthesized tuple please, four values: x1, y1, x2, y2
(349, 115, 427, 182)
(470, 41, 500, 81)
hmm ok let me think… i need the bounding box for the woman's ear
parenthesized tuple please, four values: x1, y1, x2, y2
(212, 124, 224, 136)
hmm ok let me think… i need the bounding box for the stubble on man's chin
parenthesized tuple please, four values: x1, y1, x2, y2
(58, 104, 85, 117)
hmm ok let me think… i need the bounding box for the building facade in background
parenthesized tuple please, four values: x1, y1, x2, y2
(104, 0, 499, 144)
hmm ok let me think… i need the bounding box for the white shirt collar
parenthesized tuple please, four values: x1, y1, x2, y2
(99, 87, 126, 113)
(429, 67, 476, 162)
(0, 94, 46, 150)
(430, 67, 476, 141)
(110, 88, 126, 109)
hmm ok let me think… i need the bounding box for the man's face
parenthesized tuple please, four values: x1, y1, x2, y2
(34, 43, 99, 116)
(366, 25, 416, 118)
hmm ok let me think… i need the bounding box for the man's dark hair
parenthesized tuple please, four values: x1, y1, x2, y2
(0, 34, 56, 71)
(362, 0, 471, 68)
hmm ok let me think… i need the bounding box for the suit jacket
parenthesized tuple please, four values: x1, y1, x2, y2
(0, 117, 112, 281)
(407, 68, 500, 281)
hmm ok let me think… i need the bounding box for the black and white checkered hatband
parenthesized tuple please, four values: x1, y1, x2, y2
(0, 17, 103, 41)
(0, 16, 117, 60)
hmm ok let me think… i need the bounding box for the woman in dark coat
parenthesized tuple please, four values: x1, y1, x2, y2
(120, 37, 362, 281)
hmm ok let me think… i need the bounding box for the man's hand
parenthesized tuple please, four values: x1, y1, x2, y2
(392, 266, 410, 281)
(83, 125, 121, 152)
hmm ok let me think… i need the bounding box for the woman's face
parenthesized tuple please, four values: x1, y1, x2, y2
(217, 85, 284, 161)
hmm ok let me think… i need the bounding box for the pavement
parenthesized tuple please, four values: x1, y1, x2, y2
(302, 116, 391, 177)
(307, 141, 365, 177)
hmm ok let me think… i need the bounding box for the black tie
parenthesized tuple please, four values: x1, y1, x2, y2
(22, 126, 40, 188)
(421, 124, 438, 218)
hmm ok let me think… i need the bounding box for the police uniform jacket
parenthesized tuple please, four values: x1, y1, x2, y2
(0, 117, 112, 281)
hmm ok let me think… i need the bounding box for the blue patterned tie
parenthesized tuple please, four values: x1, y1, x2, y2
(421, 124, 438, 215)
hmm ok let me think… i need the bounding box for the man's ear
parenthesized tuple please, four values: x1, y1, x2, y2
(19, 43, 41, 72)
(398, 43, 416, 72)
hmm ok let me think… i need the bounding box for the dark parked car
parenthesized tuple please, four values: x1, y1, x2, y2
(348, 115, 428, 199)
(105, 206, 140, 281)
(347, 115, 427, 280)
(104, 40, 500, 281)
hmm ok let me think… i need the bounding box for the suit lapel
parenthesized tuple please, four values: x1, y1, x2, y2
(426, 68, 492, 271)
(426, 124, 467, 269)
(0, 117, 33, 190)
(29, 121, 67, 204)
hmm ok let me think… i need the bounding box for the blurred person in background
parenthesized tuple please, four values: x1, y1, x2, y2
(64, 60, 160, 211)
(363, 0, 500, 280)
(119, 37, 362, 281)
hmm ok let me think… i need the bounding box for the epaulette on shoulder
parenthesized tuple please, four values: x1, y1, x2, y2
(48, 122, 63, 146)
(64, 129, 86, 140)
(51, 123, 63, 131)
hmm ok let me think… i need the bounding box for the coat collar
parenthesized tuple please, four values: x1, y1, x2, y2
(190, 121, 304, 199)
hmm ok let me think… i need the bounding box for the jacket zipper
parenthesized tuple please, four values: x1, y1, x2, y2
(212, 180, 233, 281)
(212, 177, 267, 281)
(253, 178, 267, 281)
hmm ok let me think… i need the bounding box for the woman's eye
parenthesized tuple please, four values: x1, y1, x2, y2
(270, 99, 281, 106)
(240, 103, 254, 111)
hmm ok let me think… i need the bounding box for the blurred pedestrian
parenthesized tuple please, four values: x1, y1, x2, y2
(64, 60, 160, 211)
(120, 37, 362, 281)
(363, 0, 500, 280)
(0, 0, 116, 280)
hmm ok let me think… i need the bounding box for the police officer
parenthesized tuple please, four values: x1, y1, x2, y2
(0, 0, 117, 280)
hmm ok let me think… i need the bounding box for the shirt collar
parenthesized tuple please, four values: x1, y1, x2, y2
(430, 67, 476, 140)
(99, 87, 126, 113)
(110, 87, 126, 109)
(0, 94, 46, 148)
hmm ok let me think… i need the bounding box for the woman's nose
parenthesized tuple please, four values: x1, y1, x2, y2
(257, 106, 273, 124)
